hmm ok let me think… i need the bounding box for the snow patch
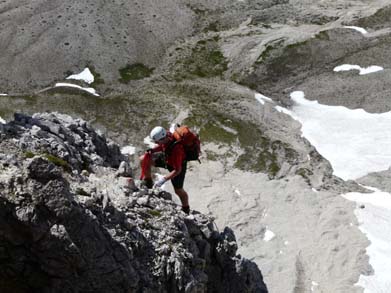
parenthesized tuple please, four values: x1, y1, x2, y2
(284, 90, 391, 293)
(0, 116, 5, 124)
(0, 93, 7, 96)
(54, 83, 99, 96)
(263, 229, 275, 241)
(312, 188, 318, 193)
(121, 145, 136, 156)
(333, 64, 383, 75)
(288, 91, 391, 180)
(234, 189, 241, 196)
(275, 105, 298, 119)
(255, 92, 273, 105)
(343, 188, 391, 292)
(311, 281, 319, 292)
(344, 26, 368, 35)
(66, 68, 94, 84)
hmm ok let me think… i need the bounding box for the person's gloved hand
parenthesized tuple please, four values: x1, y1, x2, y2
(154, 177, 167, 188)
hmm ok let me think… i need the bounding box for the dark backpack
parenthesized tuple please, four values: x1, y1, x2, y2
(171, 125, 201, 162)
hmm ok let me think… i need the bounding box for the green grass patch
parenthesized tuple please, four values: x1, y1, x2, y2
(199, 121, 237, 144)
(23, 151, 36, 158)
(255, 39, 286, 64)
(296, 167, 313, 179)
(173, 38, 228, 80)
(89, 66, 105, 86)
(148, 209, 162, 217)
(119, 63, 154, 83)
(314, 30, 330, 41)
(44, 153, 71, 172)
(182, 105, 297, 177)
(203, 21, 219, 32)
(256, 45, 274, 64)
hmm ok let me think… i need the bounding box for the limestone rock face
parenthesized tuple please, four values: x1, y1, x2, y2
(0, 112, 267, 293)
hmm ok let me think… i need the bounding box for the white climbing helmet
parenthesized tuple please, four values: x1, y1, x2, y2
(150, 126, 167, 142)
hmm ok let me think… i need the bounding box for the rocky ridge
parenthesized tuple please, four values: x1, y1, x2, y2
(0, 112, 267, 292)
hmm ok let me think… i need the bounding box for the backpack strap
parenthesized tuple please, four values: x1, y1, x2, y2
(164, 137, 179, 157)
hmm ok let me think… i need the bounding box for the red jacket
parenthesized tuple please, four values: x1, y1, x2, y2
(153, 133, 185, 170)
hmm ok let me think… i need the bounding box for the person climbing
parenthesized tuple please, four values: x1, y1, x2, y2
(140, 126, 190, 214)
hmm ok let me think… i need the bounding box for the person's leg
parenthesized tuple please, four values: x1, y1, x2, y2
(170, 162, 190, 214)
(174, 187, 189, 208)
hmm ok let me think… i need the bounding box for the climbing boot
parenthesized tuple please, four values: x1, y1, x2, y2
(182, 206, 190, 215)
(141, 178, 153, 189)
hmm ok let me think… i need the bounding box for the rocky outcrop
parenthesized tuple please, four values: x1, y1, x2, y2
(0, 112, 267, 293)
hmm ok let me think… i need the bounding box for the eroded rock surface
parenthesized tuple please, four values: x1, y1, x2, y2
(0, 113, 267, 293)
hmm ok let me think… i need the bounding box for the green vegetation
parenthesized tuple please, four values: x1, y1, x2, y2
(174, 38, 228, 80)
(296, 168, 313, 181)
(199, 121, 237, 144)
(255, 39, 285, 64)
(205, 150, 218, 161)
(119, 63, 154, 83)
(44, 153, 71, 172)
(315, 30, 330, 41)
(355, 5, 391, 29)
(204, 21, 219, 32)
(89, 66, 105, 86)
(182, 103, 297, 177)
(23, 151, 35, 158)
(235, 150, 281, 176)
(148, 209, 162, 217)
(24, 151, 73, 172)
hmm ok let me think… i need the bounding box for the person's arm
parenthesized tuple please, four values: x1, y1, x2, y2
(154, 145, 184, 187)
(164, 166, 182, 181)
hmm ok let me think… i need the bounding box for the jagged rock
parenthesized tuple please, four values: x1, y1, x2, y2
(0, 113, 268, 293)
(115, 161, 133, 178)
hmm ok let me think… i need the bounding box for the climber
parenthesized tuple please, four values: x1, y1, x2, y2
(140, 126, 190, 214)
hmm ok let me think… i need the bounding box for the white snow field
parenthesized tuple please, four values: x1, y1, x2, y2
(334, 64, 383, 75)
(344, 26, 368, 35)
(286, 91, 391, 293)
(343, 187, 391, 293)
(66, 68, 94, 84)
(54, 83, 99, 96)
(263, 229, 275, 242)
(289, 91, 391, 180)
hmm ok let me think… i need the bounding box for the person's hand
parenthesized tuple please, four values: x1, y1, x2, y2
(154, 177, 167, 188)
